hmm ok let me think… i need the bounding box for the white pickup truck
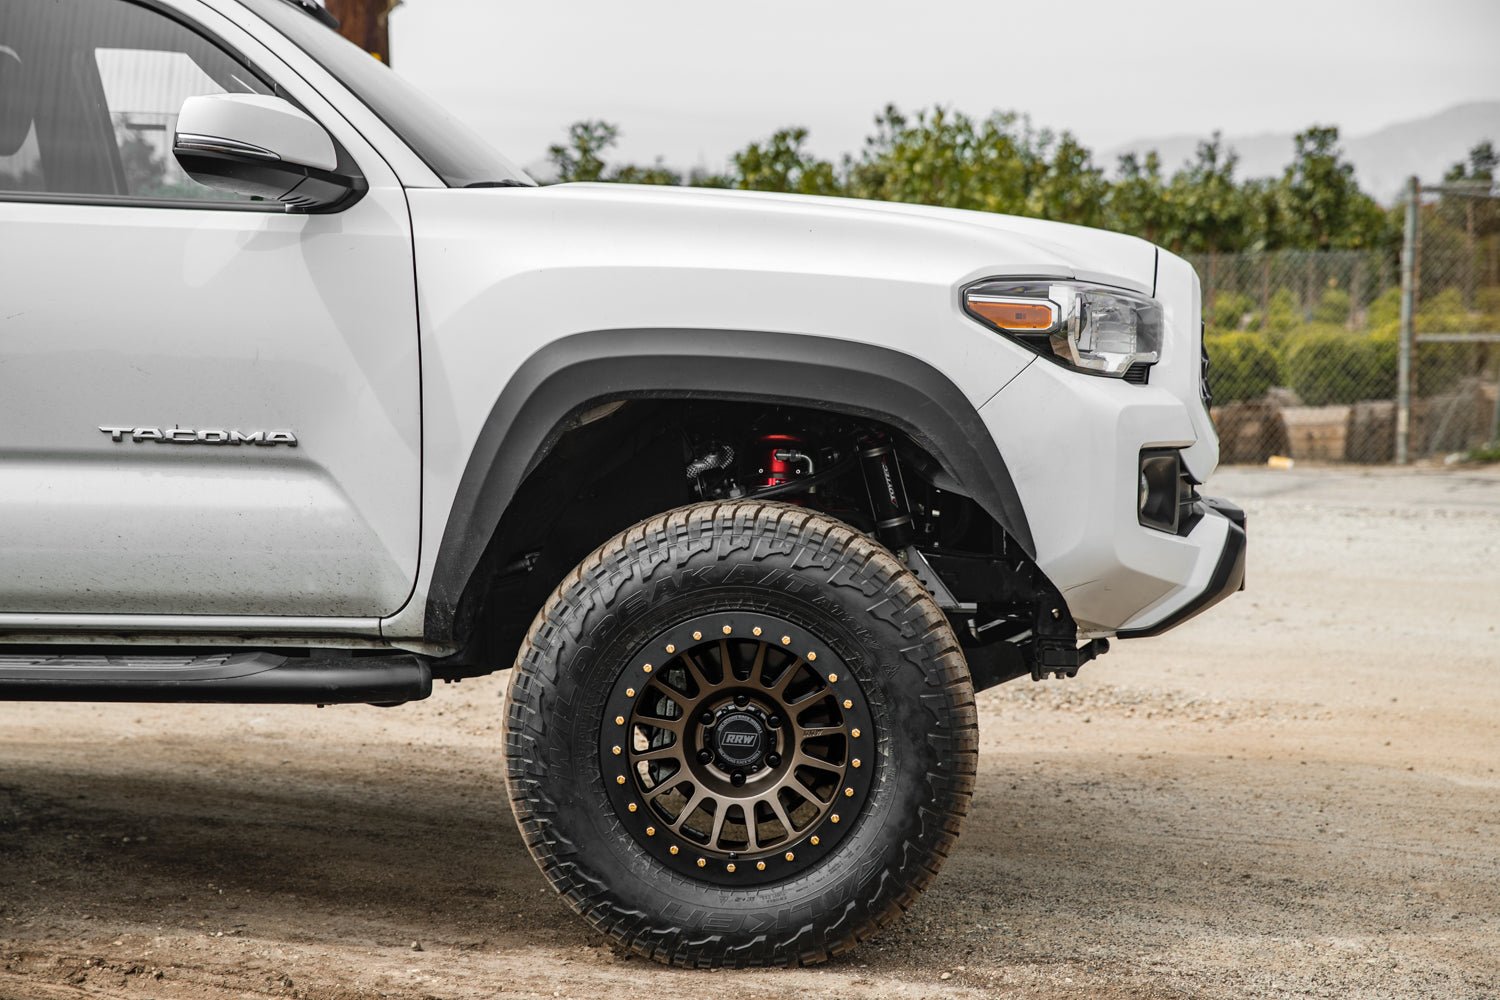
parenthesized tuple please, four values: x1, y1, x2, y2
(0, 0, 1245, 968)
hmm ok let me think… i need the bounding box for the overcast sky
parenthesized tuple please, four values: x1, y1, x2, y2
(387, 0, 1500, 174)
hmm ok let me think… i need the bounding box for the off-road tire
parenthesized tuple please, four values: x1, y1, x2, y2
(503, 501, 977, 968)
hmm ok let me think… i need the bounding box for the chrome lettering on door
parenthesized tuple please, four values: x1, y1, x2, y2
(98, 426, 298, 446)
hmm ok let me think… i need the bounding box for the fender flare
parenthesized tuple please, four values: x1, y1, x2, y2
(424, 329, 1034, 640)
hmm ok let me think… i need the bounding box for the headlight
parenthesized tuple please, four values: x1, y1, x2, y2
(964, 279, 1162, 377)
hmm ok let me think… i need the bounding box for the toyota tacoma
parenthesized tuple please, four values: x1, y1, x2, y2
(0, 0, 1246, 968)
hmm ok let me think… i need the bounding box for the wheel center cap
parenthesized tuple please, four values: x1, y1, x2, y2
(711, 710, 768, 769)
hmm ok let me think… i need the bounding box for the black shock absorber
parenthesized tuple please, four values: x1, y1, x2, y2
(858, 438, 914, 550)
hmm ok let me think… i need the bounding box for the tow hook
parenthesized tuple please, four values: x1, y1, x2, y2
(1031, 638, 1109, 681)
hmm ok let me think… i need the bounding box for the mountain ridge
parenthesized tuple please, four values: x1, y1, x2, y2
(1102, 101, 1500, 203)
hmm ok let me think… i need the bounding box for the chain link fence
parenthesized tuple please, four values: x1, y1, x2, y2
(1195, 192, 1500, 465)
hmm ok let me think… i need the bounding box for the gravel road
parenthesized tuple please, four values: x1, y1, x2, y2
(3, 466, 1498, 999)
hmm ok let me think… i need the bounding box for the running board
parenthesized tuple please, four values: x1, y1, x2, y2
(0, 651, 432, 704)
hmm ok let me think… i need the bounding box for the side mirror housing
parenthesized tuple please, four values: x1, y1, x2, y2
(173, 94, 364, 211)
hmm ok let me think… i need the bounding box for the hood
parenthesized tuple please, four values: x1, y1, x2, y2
(544, 182, 1160, 295)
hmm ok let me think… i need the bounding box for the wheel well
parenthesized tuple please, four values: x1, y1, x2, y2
(421, 329, 1036, 654)
(433, 396, 1027, 676)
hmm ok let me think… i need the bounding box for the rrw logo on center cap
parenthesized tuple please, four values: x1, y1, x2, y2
(721, 732, 758, 746)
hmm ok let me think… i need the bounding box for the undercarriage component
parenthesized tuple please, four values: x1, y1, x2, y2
(685, 443, 735, 480)
(1029, 637, 1110, 681)
(858, 438, 915, 549)
(758, 433, 808, 488)
(903, 547, 973, 612)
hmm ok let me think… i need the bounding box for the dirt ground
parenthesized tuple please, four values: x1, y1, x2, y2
(2, 466, 1498, 1000)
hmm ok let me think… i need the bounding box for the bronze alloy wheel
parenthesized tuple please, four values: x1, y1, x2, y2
(599, 612, 875, 885)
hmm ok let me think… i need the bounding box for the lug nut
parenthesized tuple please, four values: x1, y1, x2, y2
(734, 693, 749, 707)
(767, 715, 782, 729)
(699, 710, 715, 725)
(697, 749, 713, 764)
(765, 752, 781, 767)
(731, 771, 746, 787)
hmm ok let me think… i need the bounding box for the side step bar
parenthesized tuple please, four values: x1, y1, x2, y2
(0, 651, 432, 704)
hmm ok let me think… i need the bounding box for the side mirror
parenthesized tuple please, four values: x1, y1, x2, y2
(173, 94, 364, 211)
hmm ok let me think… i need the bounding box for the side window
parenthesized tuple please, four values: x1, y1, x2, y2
(0, 0, 273, 204)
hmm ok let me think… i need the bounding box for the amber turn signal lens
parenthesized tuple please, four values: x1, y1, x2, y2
(966, 296, 1057, 331)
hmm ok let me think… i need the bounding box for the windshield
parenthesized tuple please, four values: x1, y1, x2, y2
(234, 0, 533, 187)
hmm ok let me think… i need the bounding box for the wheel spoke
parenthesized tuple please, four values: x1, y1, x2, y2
(634, 743, 682, 764)
(647, 678, 691, 709)
(706, 800, 730, 849)
(631, 711, 684, 736)
(785, 685, 827, 709)
(791, 751, 842, 778)
(786, 776, 828, 807)
(743, 801, 764, 852)
(681, 651, 716, 695)
(765, 792, 798, 840)
(669, 786, 708, 833)
(768, 657, 804, 698)
(645, 775, 688, 803)
(747, 642, 769, 687)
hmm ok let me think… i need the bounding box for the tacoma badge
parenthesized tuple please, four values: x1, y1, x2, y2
(98, 426, 298, 446)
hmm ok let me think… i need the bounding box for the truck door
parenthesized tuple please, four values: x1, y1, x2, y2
(0, 0, 420, 619)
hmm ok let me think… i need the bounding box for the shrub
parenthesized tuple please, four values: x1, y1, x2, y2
(1264, 288, 1303, 334)
(1283, 326, 1391, 405)
(1476, 286, 1500, 324)
(1208, 291, 1256, 332)
(1417, 287, 1472, 334)
(1366, 321, 1476, 399)
(1282, 323, 1465, 405)
(1366, 286, 1402, 327)
(1205, 331, 1280, 403)
(1312, 286, 1352, 325)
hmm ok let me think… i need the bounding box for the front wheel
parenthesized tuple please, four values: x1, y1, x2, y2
(503, 502, 977, 967)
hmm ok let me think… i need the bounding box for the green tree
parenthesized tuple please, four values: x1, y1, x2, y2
(1278, 126, 1389, 250)
(729, 127, 842, 195)
(686, 166, 733, 188)
(1024, 130, 1108, 227)
(1165, 133, 1249, 253)
(1440, 140, 1499, 239)
(843, 106, 1103, 224)
(1444, 140, 1497, 186)
(1106, 151, 1171, 243)
(1243, 176, 1294, 251)
(548, 120, 619, 182)
(611, 160, 683, 186)
(846, 105, 990, 209)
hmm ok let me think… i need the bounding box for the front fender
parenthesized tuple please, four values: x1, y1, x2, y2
(419, 329, 1036, 641)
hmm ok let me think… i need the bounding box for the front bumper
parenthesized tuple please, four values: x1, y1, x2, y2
(978, 359, 1231, 634)
(1116, 498, 1246, 638)
(974, 249, 1237, 635)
